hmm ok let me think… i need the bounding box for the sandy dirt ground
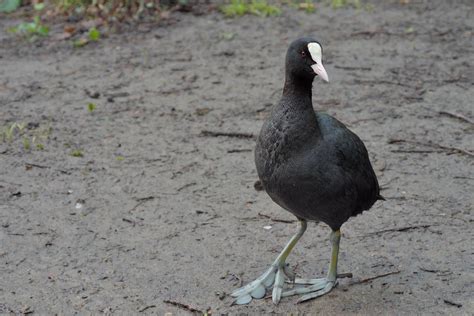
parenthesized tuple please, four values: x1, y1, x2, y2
(0, 0, 473, 314)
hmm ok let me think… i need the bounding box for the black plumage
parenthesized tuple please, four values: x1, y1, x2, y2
(255, 38, 381, 231)
(232, 37, 383, 305)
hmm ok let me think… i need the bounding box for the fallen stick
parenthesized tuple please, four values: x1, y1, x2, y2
(227, 149, 252, 153)
(419, 267, 451, 274)
(360, 224, 432, 238)
(177, 182, 197, 192)
(129, 196, 155, 212)
(350, 29, 384, 37)
(443, 299, 462, 308)
(335, 65, 372, 71)
(352, 79, 414, 88)
(351, 270, 400, 285)
(201, 130, 255, 139)
(163, 299, 203, 314)
(138, 305, 156, 312)
(391, 149, 441, 154)
(388, 138, 474, 158)
(25, 162, 71, 174)
(438, 110, 474, 125)
(258, 212, 297, 223)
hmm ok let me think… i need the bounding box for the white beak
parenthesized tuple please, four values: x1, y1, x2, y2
(311, 62, 329, 82)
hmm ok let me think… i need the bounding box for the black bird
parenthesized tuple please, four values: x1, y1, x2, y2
(232, 37, 383, 304)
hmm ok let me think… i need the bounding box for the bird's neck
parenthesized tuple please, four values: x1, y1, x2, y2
(282, 75, 314, 100)
(275, 74, 320, 140)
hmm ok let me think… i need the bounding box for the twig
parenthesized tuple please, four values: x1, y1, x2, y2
(350, 29, 384, 37)
(25, 162, 71, 174)
(138, 305, 156, 312)
(258, 212, 297, 223)
(439, 110, 474, 125)
(335, 65, 372, 71)
(351, 30, 414, 38)
(227, 149, 252, 153)
(122, 218, 136, 226)
(360, 225, 431, 238)
(419, 267, 450, 274)
(351, 270, 400, 285)
(352, 80, 413, 88)
(135, 196, 155, 202)
(388, 138, 474, 158)
(453, 176, 474, 180)
(201, 130, 255, 139)
(177, 182, 196, 192)
(444, 299, 462, 308)
(163, 299, 203, 314)
(129, 196, 155, 212)
(391, 149, 441, 154)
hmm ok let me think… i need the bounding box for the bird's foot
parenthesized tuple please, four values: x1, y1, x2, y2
(231, 263, 295, 305)
(282, 277, 337, 303)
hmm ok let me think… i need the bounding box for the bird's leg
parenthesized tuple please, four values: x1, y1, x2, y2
(282, 229, 341, 303)
(231, 219, 307, 305)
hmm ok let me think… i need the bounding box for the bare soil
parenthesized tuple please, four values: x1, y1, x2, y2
(0, 1, 473, 314)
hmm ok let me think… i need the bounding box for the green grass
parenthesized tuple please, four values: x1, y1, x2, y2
(328, 0, 374, 11)
(298, 0, 316, 13)
(0, 0, 21, 13)
(70, 149, 84, 157)
(0, 122, 51, 151)
(8, 16, 49, 39)
(87, 102, 97, 112)
(0, 122, 26, 143)
(52, 0, 92, 11)
(73, 27, 101, 48)
(221, 0, 281, 17)
(88, 27, 100, 41)
(23, 137, 31, 150)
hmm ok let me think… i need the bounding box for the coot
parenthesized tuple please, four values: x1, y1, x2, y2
(232, 37, 383, 305)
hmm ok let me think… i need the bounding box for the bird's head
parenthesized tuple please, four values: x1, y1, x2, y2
(285, 37, 329, 83)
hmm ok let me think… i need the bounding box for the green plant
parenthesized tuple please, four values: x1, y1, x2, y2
(0, 0, 21, 12)
(220, 32, 236, 41)
(249, 0, 281, 16)
(23, 137, 31, 150)
(405, 26, 415, 34)
(116, 155, 125, 161)
(87, 102, 97, 112)
(221, 0, 281, 17)
(8, 16, 49, 39)
(88, 27, 100, 41)
(53, 0, 93, 11)
(70, 149, 84, 157)
(1, 121, 51, 151)
(221, 0, 247, 16)
(53, 0, 170, 21)
(0, 122, 26, 143)
(298, 0, 315, 13)
(73, 27, 101, 48)
(73, 38, 88, 48)
(331, 0, 361, 9)
(10, 16, 49, 36)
